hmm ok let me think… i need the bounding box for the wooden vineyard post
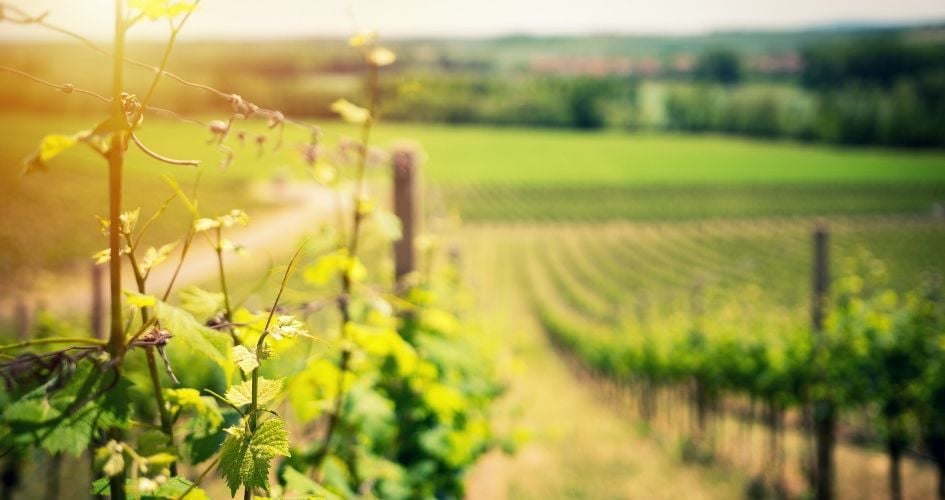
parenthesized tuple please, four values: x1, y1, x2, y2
(811, 222, 835, 500)
(392, 144, 419, 288)
(91, 262, 105, 339)
(812, 224, 829, 331)
(14, 299, 31, 340)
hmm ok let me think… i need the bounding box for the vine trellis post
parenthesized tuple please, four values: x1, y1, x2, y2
(811, 222, 835, 500)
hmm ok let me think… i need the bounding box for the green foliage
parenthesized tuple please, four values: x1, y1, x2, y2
(90, 475, 209, 499)
(381, 73, 635, 129)
(693, 48, 743, 85)
(155, 300, 232, 372)
(521, 220, 945, 489)
(1, 360, 132, 456)
(218, 418, 291, 496)
(178, 286, 225, 322)
(224, 377, 284, 408)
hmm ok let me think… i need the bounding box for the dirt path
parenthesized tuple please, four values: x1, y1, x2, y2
(0, 181, 343, 318)
(462, 225, 744, 500)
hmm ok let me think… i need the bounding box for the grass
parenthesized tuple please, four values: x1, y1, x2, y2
(375, 123, 945, 221)
(384, 125, 945, 186)
(3, 111, 945, 285)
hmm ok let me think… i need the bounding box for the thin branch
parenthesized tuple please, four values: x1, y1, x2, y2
(134, 0, 199, 123)
(0, 2, 318, 132)
(147, 105, 207, 127)
(0, 65, 109, 103)
(204, 389, 245, 417)
(0, 65, 209, 129)
(131, 132, 200, 167)
(0, 337, 106, 351)
(176, 455, 220, 500)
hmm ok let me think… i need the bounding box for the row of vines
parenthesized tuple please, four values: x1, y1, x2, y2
(0, 1, 502, 499)
(522, 219, 945, 499)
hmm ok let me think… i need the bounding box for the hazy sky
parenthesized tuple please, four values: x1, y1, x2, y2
(2, 0, 945, 41)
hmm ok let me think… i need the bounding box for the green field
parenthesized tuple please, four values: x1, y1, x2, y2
(3, 112, 944, 284)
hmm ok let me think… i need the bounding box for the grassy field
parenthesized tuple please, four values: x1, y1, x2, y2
(4, 112, 944, 280)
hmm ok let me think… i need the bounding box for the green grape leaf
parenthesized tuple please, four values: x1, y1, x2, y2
(232, 345, 259, 374)
(24, 133, 81, 173)
(140, 242, 178, 272)
(3, 363, 133, 456)
(155, 301, 231, 372)
(179, 286, 225, 322)
(90, 477, 110, 495)
(218, 419, 290, 496)
(39, 134, 78, 161)
(125, 290, 157, 309)
(224, 377, 283, 407)
(267, 315, 307, 341)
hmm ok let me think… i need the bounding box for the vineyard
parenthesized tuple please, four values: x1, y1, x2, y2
(454, 215, 945, 499)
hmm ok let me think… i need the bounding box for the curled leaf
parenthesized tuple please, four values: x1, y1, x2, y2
(232, 345, 259, 374)
(268, 315, 307, 341)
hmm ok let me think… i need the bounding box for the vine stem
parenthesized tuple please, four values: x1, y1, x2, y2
(313, 59, 380, 473)
(105, 2, 128, 498)
(243, 242, 307, 500)
(213, 226, 241, 349)
(123, 230, 179, 478)
(177, 455, 220, 499)
(0, 337, 106, 351)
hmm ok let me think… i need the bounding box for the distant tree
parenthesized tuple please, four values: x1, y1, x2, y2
(566, 77, 612, 129)
(801, 36, 945, 89)
(694, 49, 742, 85)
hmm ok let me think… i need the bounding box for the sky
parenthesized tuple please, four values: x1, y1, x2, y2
(2, 0, 945, 41)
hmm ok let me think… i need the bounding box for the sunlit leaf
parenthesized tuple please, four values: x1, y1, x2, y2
(268, 315, 307, 341)
(224, 377, 283, 407)
(179, 286, 225, 322)
(155, 301, 231, 372)
(125, 290, 157, 309)
(218, 419, 290, 496)
(330, 99, 370, 124)
(232, 345, 259, 374)
(24, 133, 79, 173)
(140, 241, 178, 272)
